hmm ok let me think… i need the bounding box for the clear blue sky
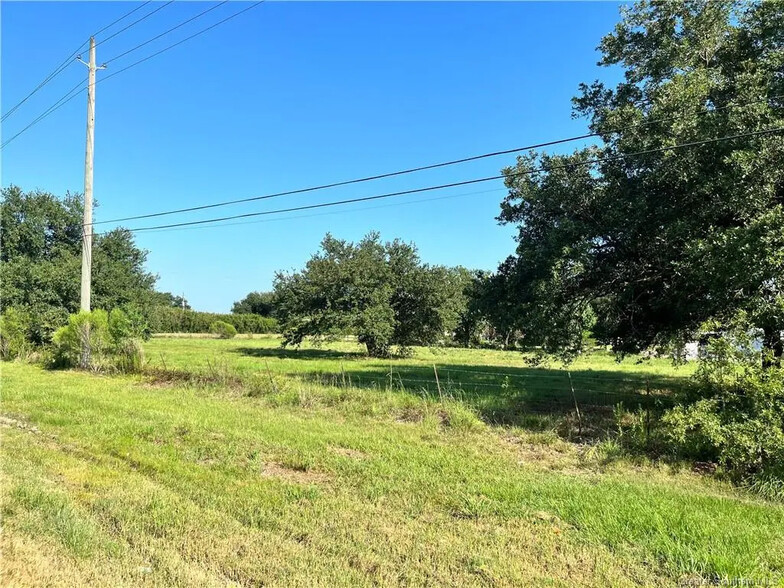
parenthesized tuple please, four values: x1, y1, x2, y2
(2, 1, 623, 312)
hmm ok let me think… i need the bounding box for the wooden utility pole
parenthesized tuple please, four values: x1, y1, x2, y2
(77, 38, 105, 367)
(79, 37, 102, 312)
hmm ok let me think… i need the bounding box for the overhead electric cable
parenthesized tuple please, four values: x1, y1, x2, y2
(94, 1, 175, 48)
(98, 1, 264, 84)
(104, 126, 784, 235)
(104, 2, 229, 65)
(92, 1, 154, 38)
(0, 78, 86, 149)
(0, 1, 152, 122)
(0, 1, 264, 150)
(124, 188, 508, 235)
(93, 94, 784, 225)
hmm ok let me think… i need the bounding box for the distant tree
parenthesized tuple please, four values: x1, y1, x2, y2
(232, 291, 276, 316)
(152, 291, 191, 310)
(274, 232, 467, 357)
(463, 260, 529, 349)
(495, 0, 784, 362)
(0, 186, 161, 343)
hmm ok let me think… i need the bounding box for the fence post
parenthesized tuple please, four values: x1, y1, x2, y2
(645, 377, 651, 448)
(567, 371, 582, 437)
(433, 364, 443, 402)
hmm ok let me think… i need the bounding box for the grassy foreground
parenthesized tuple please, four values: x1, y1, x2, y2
(2, 339, 783, 586)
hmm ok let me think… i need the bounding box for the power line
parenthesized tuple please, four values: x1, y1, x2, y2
(1, 78, 86, 149)
(120, 188, 508, 236)
(0, 2, 264, 151)
(94, 1, 175, 49)
(0, 2, 152, 122)
(93, 93, 784, 226)
(93, 1, 154, 38)
(106, 126, 784, 235)
(104, 2, 229, 65)
(99, 1, 264, 84)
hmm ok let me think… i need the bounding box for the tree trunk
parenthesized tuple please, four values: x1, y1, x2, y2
(362, 337, 391, 358)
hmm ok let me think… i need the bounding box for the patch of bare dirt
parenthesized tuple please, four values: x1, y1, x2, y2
(0, 414, 40, 434)
(260, 462, 330, 484)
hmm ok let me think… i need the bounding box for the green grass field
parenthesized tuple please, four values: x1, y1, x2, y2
(2, 336, 782, 586)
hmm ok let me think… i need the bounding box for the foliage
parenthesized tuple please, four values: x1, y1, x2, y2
(456, 262, 530, 349)
(113, 338, 145, 373)
(495, 0, 784, 361)
(232, 291, 276, 316)
(151, 291, 191, 310)
(662, 319, 784, 482)
(274, 232, 470, 357)
(209, 321, 237, 339)
(51, 310, 110, 369)
(50, 309, 145, 371)
(147, 306, 277, 334)
(0, 186, 162, 343)
(0, 307, 32, 360)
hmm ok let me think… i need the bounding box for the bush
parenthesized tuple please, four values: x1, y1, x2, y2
(51, 309, 146, 372)
(662, 323, 784, 484)
(114, 338, 145, 373)
(51, 310, 110, 369)
(110, 305, 150, 341)
(0, 307, 32, 360)
(210, 321, 237, 339)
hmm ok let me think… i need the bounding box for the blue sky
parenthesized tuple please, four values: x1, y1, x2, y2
(2, 1, 623, 312)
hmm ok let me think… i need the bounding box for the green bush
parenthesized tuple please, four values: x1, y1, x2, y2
(0, 307, 32, 360)
(114, 338, 145, 373)
(50, 309, 146, 372)
(51, 310, 110, 369)
(662, 324, 784, 484)
(210, 321, 237, 339)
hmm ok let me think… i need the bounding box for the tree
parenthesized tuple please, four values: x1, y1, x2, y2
(0, 186, 161, 343)
(151, 291, 191, 310)
(496, 0, 784, 362)
(274, 232, 467, 357)
(232, 291, 276, 316)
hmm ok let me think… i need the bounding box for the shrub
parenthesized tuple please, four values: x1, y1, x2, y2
(662, 323, 784, 483)
(210, 321, 237, 339)
(0, 307, 32, 360)
(51, 310, 110, 369)
(114, 338, 145, 373)
(50, 309, 146, 372)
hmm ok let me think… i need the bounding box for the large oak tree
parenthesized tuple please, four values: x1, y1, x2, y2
(274, 232, 469, 357)
(497, 0, 784, 362)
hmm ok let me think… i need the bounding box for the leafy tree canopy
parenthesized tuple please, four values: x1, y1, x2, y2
(274, 232, 470, 357)
(497, 0, 784, 361)
(1, 186, 162, 342)
(232, 291, 276, 316)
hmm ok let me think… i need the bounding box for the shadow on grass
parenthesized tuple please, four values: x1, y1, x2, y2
(287, 362, 689, 437)
(233, 346, 365, 361)
(229, 344, 690, 439)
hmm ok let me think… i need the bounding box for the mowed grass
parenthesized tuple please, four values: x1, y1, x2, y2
(2, 338, 783, 586)
(145, 335, 694, 426)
